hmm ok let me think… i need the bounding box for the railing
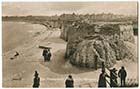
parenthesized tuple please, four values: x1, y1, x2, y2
(76, 62, 138, 88)
(102, 62, 138, 87)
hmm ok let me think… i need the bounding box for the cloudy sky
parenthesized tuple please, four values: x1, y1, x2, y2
(2, 2, 137, 16)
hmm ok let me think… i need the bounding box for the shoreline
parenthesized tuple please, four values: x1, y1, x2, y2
(2, 21, 48, 53)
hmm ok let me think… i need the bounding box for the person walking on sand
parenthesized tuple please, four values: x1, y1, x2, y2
(33, 71, 40, 88)
(65, 75, 74, 88)
(118, 66, 127, 87)
(42, 49, 48, 62)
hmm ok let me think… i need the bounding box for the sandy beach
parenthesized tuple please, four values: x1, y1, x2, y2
(2, 21, 138, 88)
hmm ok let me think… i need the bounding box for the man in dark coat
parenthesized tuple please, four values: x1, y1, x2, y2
(42, 49, 48, 62)
(98, 69, 109, 87)
(33, 71, 40, 88)
(118, 66, 127, 87)
(65, 75, 74, 88)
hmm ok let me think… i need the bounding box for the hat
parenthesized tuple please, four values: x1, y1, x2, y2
(34, 71, 39, 76)
(68, 75, 72, 78)
(121, 66, 124, 69)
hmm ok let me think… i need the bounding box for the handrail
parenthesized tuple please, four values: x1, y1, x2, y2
(102, 62, 119, 87)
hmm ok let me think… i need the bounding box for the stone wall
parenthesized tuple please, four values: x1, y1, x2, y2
(64, 21, 135, 69)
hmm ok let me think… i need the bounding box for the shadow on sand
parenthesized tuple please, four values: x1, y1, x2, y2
(39, 49, 96, 74)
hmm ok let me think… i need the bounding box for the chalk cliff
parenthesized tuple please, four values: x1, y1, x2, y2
(64, 22, 135, 69)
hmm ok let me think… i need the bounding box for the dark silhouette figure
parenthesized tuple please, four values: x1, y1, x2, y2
(98, 69, 109, 87)
(14, 51, 19, 57)
(42, 49, 48, 62)
(10, 51, 19, 60)
(33, 71, 40, 88)
(110, 68, 118, 87)
(118, 66, 127, 87)
(65, 75, 74, 88)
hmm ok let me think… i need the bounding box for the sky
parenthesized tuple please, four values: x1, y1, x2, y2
(2, 2, 138, 16)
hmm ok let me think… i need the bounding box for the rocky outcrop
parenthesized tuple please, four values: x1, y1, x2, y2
(65, 22, 135, 69)
(60, 21, 74, 41)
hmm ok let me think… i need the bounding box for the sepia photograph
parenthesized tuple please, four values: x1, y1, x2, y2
(2, 1, 138, 88)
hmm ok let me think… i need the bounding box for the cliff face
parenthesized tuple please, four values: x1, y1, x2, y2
(64, 22, 135, 69)
(60, 24, 69, 41)
(60, 21, 73, 41)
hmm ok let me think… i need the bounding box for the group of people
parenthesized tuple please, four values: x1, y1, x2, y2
(34, 50, 127, 88)
(42, 48, 52, 62)
(98, 66, 127, 87)
(33, 66, 127, 88)
(34, 48, 74, 88)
